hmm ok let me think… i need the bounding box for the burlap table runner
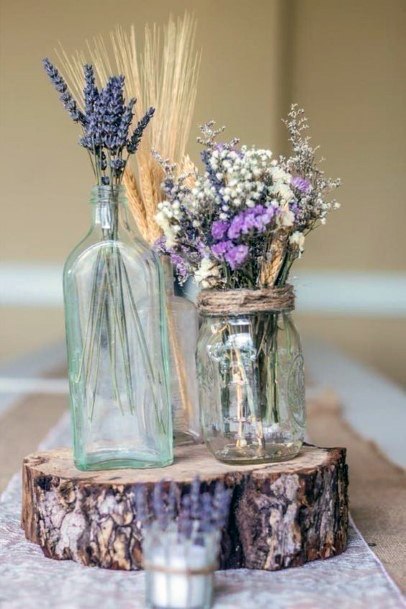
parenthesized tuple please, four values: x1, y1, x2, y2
(307, 389, 406, 591)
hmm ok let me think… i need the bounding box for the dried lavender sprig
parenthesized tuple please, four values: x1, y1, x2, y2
(212, 481, 232, 530)
(83, 64, 98, 117)
(167, 480, 179, 521)
(43, 58, 155, 187)
(127, 107, 155, 153)
(178, 493, 193, 538)
(152, 481, 167, 529)
(199, 492, 214, 533)
(43, 58, 85, 125)
(190, 476, 201, 520)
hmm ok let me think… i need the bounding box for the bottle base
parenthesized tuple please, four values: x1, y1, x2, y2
(174, 430, 202, 446)
(210, 440, 303, 465)
(74, 450, 173, 471)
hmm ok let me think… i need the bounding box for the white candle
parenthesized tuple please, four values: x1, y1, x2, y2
(146, 542, 215, 609)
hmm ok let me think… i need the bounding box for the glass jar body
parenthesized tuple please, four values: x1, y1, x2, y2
(197, 310, 305, 464)
(63, 186, 173, 470)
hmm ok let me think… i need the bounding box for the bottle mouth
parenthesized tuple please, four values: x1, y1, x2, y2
(90, 184, 127, 205)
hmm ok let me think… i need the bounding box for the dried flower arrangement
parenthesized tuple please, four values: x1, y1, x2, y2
(56, 13, 200, 243)
(155, 106, 341, 290)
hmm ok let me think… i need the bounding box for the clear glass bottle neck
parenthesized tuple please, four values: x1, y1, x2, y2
(90, 185, 129, 235)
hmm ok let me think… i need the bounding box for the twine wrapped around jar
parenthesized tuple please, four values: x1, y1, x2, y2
(197, 284, 295, 316)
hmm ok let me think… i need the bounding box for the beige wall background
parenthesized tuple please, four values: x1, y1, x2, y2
(0, 0, 405, 384)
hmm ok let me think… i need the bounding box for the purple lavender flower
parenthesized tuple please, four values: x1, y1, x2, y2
(211, 220, 229, 240)
(110, 158, 126, 178)
(134, 486, 149, 526)
(212, 481, 232, 529)
(42, 58, 85, 125)
(127, 107, 155, 153)
(116, 98, 136, 149)
(167, 481, 179, 521)
(291, 175, 312, 194)
(224, 244, 249, 270)
(43, 58, 154, 186)
(199, 492, 214, 533)
(83, 64, 98, 117)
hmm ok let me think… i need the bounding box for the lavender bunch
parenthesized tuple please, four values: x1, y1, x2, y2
(155, 108, 340, 290)
(134, 477, 232, 542)
(43, 58, 154, 187)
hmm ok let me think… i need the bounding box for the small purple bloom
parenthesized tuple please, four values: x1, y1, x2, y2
(169, 252, 189, 282)
(291, 176, 312, 194)
(211, 220, 229, 240)
(227, 205, 275, 240)
(227, 214, 245, 239)
(224, 244, 249, 270)
(211, 241, 231, 259)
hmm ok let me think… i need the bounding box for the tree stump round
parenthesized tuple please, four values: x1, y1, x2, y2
(22, 444, 348, 571)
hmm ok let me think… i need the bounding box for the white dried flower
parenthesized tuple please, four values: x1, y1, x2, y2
(289, 231, 305, 254)
(194, 258, 221, 288)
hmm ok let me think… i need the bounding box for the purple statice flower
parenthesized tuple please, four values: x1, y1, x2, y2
(196, 238, 209, 257)
(43, 58, 85, 125)
(291, 175, 312, 194)
(224, 244, 249, 270)
(211, 220, 229, 240)
(227, 205, 275, 240)
(127, 107, 155, 153)
(227, 213, 246, 240)
(211, 240, 231, 259)
(169, 252, 189, 283)
(153, 235, 169, 254)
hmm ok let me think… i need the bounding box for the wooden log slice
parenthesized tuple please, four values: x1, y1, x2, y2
(22, 444, 348, 571)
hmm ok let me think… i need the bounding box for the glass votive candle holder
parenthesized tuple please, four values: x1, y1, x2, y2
(143, 527, 219, 609)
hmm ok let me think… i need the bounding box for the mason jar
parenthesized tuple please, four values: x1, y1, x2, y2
(196, 299, 305, 464)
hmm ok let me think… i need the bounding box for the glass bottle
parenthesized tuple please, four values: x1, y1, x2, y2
(162, 258, 201, 444)
(63, 185, 173, 470)
(197, 310, 305, 464)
